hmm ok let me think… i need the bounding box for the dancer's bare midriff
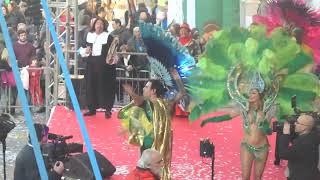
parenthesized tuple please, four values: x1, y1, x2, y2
(243, 123, 269, 147)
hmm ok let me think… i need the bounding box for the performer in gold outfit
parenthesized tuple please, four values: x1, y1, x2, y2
(118, 20, 195, 179)
(118, 69, 185, 180)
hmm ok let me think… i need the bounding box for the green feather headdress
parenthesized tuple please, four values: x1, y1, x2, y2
(188, 25, 320, 122)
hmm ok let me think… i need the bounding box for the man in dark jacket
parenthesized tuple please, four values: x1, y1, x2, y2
(14, 123, 64, 180)
(279, 114, 320, 180)
(110, 18, 132, 47)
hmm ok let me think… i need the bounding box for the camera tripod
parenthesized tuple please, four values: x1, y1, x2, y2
(1, 136, 8, 180)
(210, 152, 215, 180)
(0, 113, 16, 180)
(200, 139, 215, 179)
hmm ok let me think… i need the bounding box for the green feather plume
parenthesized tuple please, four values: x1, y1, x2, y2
(188, 25, 319, 122)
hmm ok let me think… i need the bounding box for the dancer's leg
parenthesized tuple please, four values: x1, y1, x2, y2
(253, 149, 268, 180)
(241, 143, 254, 180)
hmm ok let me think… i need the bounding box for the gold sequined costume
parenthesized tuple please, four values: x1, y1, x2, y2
(119, 98, 172, 180)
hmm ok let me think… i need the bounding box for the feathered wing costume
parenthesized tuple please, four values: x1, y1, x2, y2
(138, 22, 196, 79)
(118, 22, 195, 180)
(188, 25, 320, 126)
(253, 0, 320, 65)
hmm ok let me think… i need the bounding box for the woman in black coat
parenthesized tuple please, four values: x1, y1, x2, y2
(79, 17, 116, 118)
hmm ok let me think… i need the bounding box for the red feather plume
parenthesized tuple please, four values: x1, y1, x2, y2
(253, 0, 320, 64)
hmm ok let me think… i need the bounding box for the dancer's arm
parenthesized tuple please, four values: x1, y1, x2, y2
(260, 103, 278, 135)
(217, 106, 241, 118)
(200, 104, 241, 127)
(200, 115, 233, 127)
(169, 69, 187, 108)
(122, 84, 144, 106)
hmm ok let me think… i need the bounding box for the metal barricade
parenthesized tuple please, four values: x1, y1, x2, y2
(114, 51, 149, 107)
(114, 68, 150, 107)
(0, 52, 150, 114)
(0, 67, 52, 115)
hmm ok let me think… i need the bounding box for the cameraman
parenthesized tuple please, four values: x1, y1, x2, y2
(14, 123, 64, 180)
(279, 114, 320, 180)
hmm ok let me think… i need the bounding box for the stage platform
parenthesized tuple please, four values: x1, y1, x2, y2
(48, 106, 287, 180)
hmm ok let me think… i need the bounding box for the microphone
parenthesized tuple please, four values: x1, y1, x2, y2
(48, 133, 73, 141)
(61, 135, 73, 141)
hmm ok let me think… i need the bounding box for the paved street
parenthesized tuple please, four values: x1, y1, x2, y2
(0, 110, 46, 180)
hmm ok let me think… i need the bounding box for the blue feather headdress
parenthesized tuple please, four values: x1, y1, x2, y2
(138, 21, 196, 83)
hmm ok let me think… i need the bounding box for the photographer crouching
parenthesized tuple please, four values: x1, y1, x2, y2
(13, 123, 64, 180)
(278, 114, 320, 180)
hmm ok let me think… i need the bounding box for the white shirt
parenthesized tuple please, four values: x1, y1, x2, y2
(79, 32, 109, 57)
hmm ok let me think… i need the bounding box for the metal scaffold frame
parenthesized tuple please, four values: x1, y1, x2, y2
(45, 0, 79, 120)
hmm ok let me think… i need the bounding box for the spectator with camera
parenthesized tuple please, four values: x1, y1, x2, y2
(127, 148, 164, 180)
(14, 123, 64, 180)
(279, 114, 320, 180)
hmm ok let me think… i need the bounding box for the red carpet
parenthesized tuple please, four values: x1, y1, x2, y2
(48, 106, 287, 179)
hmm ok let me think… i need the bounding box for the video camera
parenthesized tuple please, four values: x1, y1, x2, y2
(42, 133, 83, 168)
(272, 95, 320, 135)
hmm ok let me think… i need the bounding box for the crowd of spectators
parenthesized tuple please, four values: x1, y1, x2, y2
(0, 0, 45, 114)
(0, 0, 221, 115)
(1, 0, 319, 113)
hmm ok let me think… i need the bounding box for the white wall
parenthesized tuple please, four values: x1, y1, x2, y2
(186, 0, 196, 28)
(167, 0, 184, 25)
(240, 0, 260, 27)
(308, 0, 320, 9)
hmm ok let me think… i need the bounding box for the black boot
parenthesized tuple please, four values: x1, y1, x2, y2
(105, 111, 112, 119)
(84, 110, 96, 116)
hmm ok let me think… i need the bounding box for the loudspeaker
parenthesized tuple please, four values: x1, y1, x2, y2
(66, 75, 87, 110)
(64, 150, 116, 180)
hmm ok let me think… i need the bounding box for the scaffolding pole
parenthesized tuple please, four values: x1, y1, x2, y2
(45, 0, 79, 120)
